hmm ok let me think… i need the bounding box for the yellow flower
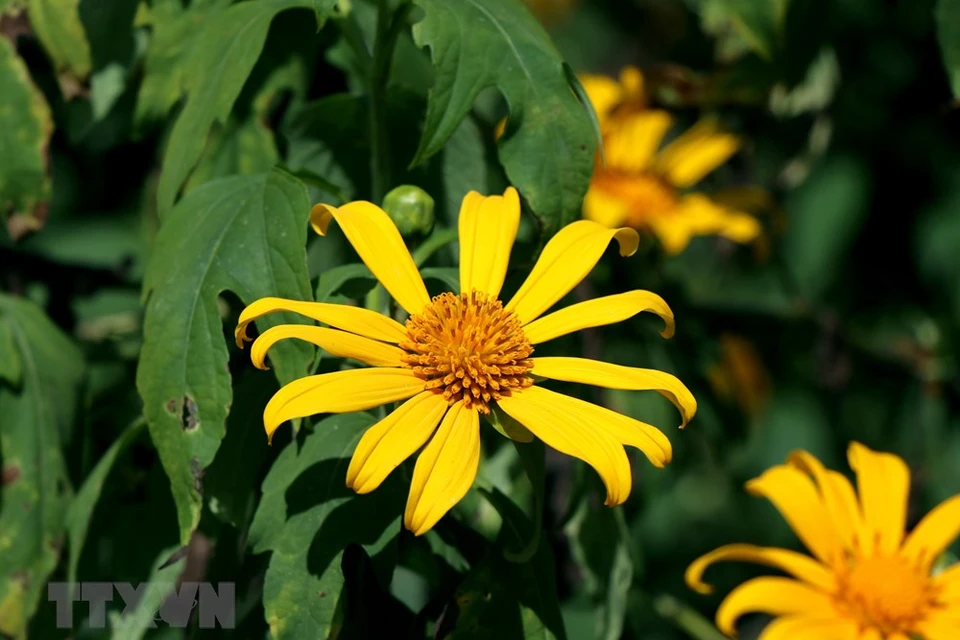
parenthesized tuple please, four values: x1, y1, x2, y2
(687, 442, 960, 639)
(235, 187, 697, 535)
(580, 67, 762, 254)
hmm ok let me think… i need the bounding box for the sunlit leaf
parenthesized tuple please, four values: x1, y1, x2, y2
(249, 413, 403, 640)
(411, 0, 595, 234)
(136, 169, 314, 544)
(27, 0, 92, 80)
(156, 0, 345, 213)
(0, 38, 52, 235)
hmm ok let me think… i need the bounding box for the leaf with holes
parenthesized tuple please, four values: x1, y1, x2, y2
(0, 294, 84, 639)
(0, 38, 53, 235)
(248, 413, 403, 640)
(136, 169, 314, 544)
(156, 0, 346, 213)
(410, 0, 595, 234)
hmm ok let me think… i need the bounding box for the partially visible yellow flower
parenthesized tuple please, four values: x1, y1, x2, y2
(580, 67, 762, 255)
(236, 187, 697, 535)
(706, 334, 771, 419)
(687, 442, 960, 639)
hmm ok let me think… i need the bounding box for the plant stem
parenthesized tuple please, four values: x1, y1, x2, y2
(369, 0, 412, 203)
(654, 594, 728, 640)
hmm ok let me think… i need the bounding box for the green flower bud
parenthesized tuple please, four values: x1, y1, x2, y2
(382, 185, 435, 237)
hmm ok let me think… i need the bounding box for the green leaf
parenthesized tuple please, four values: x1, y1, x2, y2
(107, 546, 187, 640)
(419, 267, 460, 293)
(248, 413, 403, 640)
(694, 0, 789, 62)
(937, 0, 960, 97)
(0, 38, 53, 230)
(136, 170, 314, 544)
(65, 418, 146, 586)
(411, 0, 595, 234)
(450, 488, 567, 640)
(440, 116, 490, 226)
(0, 317, 21, 384)
(156, 0, 340, 213)
(203, 374, 274, 528)
(27, 0, 92, 80)
(0, 294, 84, 639)
(184, 116, 280, 193)
(134, 0, 230, 126)
(782, 155, 870, 299)
(563, 497, 633, 640)
(314, 263, 378, 302)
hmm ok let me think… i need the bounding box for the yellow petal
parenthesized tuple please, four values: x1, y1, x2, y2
(647, 194, 761, 255)
(346, 391, 449, 494)
(901, 495, 960, 570)
(236, 297, 408, 345)
(847, 442, 910, 556)
(404, 401, 480, 535)
(582, 181, 630, 229)
(522, 290, 675, 344)
(757, 617, 858, 640)
(529, 357, 696, 429)
(746, 465, 841, 565)
(604, 111, 673, 174)
(458, 187, 520, 298)
(311, 201, 430, 315)
(654, 118, 740, 188)
(915, 617, 960, 640)
(787, 450, 864, 553)
(250, 325, 405, 370)
(579, 73, 624, 128)
(263, 368, 423, 443)
(685, 544, 836, 595)
(509, 385, 669, 467)
(496, 386, 633, 505)
(715, 577, 837, 637)
(506, 220, 639, 325)
(934, 563, 960, 602)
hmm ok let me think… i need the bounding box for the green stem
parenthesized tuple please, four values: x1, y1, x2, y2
(654, 594, 728, 640)
(369, 0, 412, 203)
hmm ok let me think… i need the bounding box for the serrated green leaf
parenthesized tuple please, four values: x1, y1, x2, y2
(136, 170, 314, 544)
(0, 294, 84, 639)
(156, 0, 339, 213)
(937, 0, 960, 97)
(0, 38, 52, 228)
(410, 0, 595, 235)
(65, 417, 146, 586)
(134, 0, 230, 126)
(249, 413, 403, 640)
(28, 0, 92, 80)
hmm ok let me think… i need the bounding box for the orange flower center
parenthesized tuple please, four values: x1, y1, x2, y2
(836, 554, 939, 634)
(400, 291, 534, 414)
(592, 170, 679, 227)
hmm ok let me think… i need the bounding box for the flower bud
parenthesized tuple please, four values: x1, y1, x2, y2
(382, 185, 435, 237)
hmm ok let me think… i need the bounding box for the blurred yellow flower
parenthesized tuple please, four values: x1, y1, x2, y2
(523, 0, 579, 26)
(706, 334, 771, 418)
(581, 67, 762, 254)
(687, 442, 960, 639)
(236, 187, 696, 535)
